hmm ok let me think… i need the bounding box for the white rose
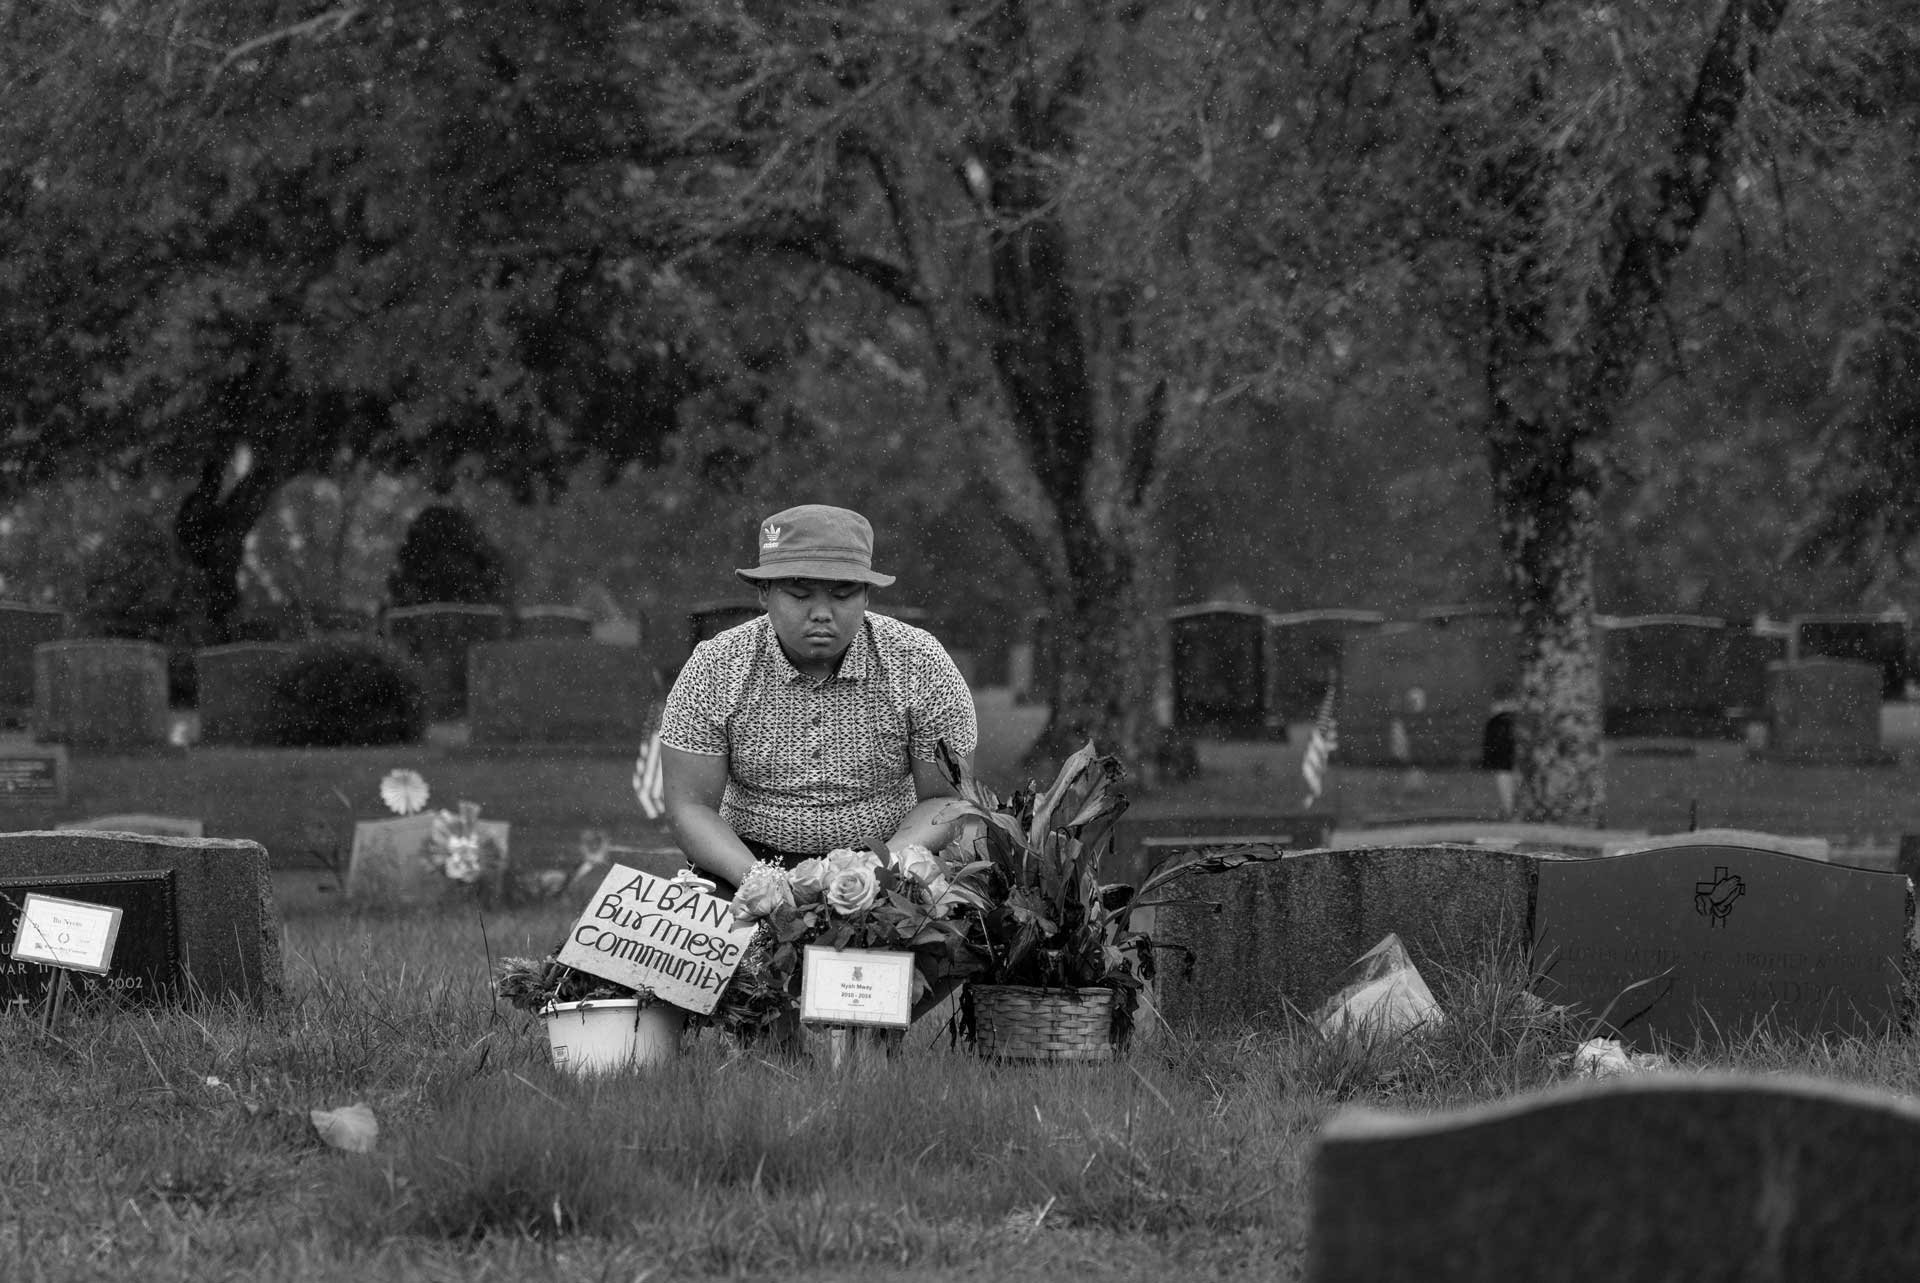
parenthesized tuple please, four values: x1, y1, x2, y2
(896, 844, 941, 886)
(825, 866, 879, 916)
(731, 864, 795, 924)
(789, 857, 831, 902)
(826, 847, 883, 875)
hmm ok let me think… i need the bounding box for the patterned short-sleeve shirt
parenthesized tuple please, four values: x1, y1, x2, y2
(658, 612, 978, 854)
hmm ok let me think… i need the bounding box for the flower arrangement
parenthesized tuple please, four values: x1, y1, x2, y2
(378, 769, 507, 887)
(492, 953, 659, 1015)
(704, 842, 995, 1037)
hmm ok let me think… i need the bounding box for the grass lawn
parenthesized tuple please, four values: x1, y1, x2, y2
(6, 692, 1920, 881)
(7, 695, 1920, 1278)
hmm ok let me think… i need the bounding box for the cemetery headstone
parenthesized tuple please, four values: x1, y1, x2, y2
(1333, 821, 1647, 858)
(1534, 842, 1908, 1049)
(1146, 842, 1538, 1032)
(515, 605, 597, 639)
(0, 869, 180, 1009)
(1765, 657, 1885, 764)
(685, 601, 763, 652)
(467, 638, 654, 747)
(1168, 602, 1274, 740)
(56, 814, 205, 839)
(1308, 1073, 1920, 1283)
(1722, 618, 1791, 724)
(1792, 611, 1909, 699)
(1609, 827, 1828, 861)
(194, 642, 299, 746)
(0, 603, 67, 729)
(33, 639, 170, 750)
(1598, 614, 1729, 738)
(1117, 812, 1333, 894)
(381, 603, 511, 720)
(0, 743, 68, 806)
(0, 832, 281, 1001)
(346, 813, 512, 906)
(1266, 609, 1385, 723)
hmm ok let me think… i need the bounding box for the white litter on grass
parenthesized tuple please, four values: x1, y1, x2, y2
(1570, 1037, 1668, 1078)
(1314, 933, 1445, 1039)
(310, 1102, 379, 1153)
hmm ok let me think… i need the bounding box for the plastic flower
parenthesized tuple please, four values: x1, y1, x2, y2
(824, 866, 879, 916)
(789, 857, 831, 902)
(430, 800, 486, 883)
(380, 769, 430, 816)
(732, 863, 796, 924)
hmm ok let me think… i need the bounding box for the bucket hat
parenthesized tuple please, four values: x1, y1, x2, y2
(735, 504, 895, 587)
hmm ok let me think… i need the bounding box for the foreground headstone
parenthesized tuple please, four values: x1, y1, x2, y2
(1608, 827, 1829, 861)
(0, 869, 181, 1007)
(1148, 844, 1539, 1031)
(1534, 842, 1907, 1049)
(0, 832, 281, 1002)
(56, 814, 205, 839)
(1308, 1073, 1920, 1283)
(33, 640, 170, 750)
(1117, 813, 1333, 896)
(467, 638, 654, 747)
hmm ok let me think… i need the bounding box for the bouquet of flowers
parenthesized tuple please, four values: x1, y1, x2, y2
(379, 768, 508, 887)
(703, 842, 996, 1037)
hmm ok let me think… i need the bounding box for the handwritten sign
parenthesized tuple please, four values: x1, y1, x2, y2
(9, 893, 122, 975)
(799, 946, 915, 1028)
(556, 865, 757, 1015)
(0, 871, 180, 1008)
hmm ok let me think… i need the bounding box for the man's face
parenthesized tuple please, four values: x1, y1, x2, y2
(759, 579, 869, 671)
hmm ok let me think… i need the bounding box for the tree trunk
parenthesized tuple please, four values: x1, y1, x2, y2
(173, 445, 294, 643)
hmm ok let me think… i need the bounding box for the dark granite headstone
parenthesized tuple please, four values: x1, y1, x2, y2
(381, 603, 511, 719)
(0, 744, 67, 805)
(467, 638, 654, 746)
(195, 642, 299, 746)
(0, 603, 67, 729)
(1793, 612, 1909, 699)
(33, 639, 170, 750)
(1167, 603, 1274, 740)
(686, 601, 763, 652)
(0, 832, 281, 1002)
(1308, 1073, 1920, 1283)
(1267, 610, 1385, 723)
(515, 605, 596, 639)
(1534, 843, 1907, 1049)
(1766, 658, 1884, 764)
(1599, 615, 1729, 737)
(1146, 844, 1539, 1032)
(0, 869, 181, 1008)
(1722, 621, 1791, 720)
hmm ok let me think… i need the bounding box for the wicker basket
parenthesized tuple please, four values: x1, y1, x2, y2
(969, 984, 1116, 1063)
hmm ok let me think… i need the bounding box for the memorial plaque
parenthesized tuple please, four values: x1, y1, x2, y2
(0, 869, 180, 1009)
(1534, 843, 1907, 1050)
(0, 745, 66, 804)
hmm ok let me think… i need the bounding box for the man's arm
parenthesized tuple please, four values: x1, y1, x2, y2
(885, 752, 968, 853)
(662, 746, 760, 889)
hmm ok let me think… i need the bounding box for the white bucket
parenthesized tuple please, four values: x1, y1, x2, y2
(542, 999, 684, 1074)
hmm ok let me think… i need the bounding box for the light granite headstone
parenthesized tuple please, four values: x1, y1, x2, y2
(1147, 844, 1541, 1032)
(1607, 827, 1829, 861)
(33, 639, 170, 750)
(0, 831, 281, 1002)
(1534, 842, 1908, 1049)
(467, 638, 654, 747)
(194, 642, 299, 747)
(1308, 1074, 1920, 1283)
(346, 813, 512, 906)
(1766, 658, 1885, 764)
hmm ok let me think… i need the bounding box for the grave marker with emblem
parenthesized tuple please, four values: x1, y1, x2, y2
(0, 869, 181, 1009)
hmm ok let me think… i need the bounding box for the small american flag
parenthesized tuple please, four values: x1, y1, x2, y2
(1301, 680, 1339, 809)
(632, 727, 666, 820)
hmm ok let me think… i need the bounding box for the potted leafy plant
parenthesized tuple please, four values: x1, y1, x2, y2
(930, 740, 1215, 1061)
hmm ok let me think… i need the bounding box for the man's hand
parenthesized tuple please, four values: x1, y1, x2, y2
(661, 745, 759, 889)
